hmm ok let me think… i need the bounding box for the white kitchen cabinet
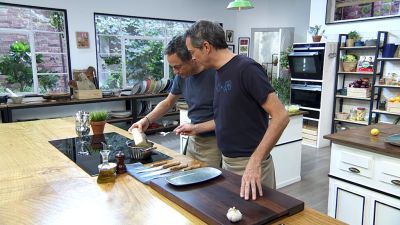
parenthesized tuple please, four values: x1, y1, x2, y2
(328, 143, 400, 225)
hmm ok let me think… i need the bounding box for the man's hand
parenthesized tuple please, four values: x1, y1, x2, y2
(240, 156, 263, 200)
(128, 118, 149, 133)
(174, 123, 197, 136)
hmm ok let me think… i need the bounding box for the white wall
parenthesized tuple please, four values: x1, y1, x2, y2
(235, 0, 311, 43)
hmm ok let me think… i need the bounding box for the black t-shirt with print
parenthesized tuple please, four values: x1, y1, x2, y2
(214, 55, 274, 157)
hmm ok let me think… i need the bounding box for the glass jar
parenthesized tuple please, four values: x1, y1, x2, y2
(356, 107, 367, 121)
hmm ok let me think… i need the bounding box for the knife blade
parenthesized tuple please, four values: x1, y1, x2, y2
(141, 164, 189, 178)
(141, 164, 202, 183)
(136, 161, 180, 174)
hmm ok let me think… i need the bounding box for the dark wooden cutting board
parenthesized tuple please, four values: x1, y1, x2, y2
(150, 169, 304, 225)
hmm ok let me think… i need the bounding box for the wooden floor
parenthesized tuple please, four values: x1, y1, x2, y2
(278, 145, 331, 214)
(143, 129, 332, 214)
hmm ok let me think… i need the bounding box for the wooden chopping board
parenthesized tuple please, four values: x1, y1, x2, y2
(150, 169, 304, 225)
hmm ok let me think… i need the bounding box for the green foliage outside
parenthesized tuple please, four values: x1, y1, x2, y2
(90, 111, 108, 122)
(0, 41, 59, 93)
(272, 76, 290, 105)
(95, 16, 191, 87)
(103, 71, 122, 89)
(280, 45, 293, 70)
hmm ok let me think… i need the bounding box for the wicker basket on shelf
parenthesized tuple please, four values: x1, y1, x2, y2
(342, 62, 357, 72)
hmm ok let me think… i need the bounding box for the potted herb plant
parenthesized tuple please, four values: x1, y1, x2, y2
(341, 54, 358, 72)
(308, 25, 325, 42)
(346, 31, 361, 47)
(90, 111, 108, 134)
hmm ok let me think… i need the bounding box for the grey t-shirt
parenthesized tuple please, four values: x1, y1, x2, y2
(170, 68, 216, 125)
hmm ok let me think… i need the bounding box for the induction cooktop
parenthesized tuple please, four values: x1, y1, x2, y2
(49, 132, 171, 176)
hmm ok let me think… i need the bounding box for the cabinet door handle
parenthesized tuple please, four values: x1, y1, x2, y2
(348, 167, 360, 173)
(391, 180, 400, 186)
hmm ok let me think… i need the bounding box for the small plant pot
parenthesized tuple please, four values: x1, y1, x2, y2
(91, 121, 106, 135)
(342, 62, 357, 72)
(354, 40, 364, 47)
(346, 39, 355, 47)
(312, 35, 322, 42)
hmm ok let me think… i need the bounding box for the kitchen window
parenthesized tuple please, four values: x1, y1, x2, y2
(94, 13, 193, 90)
(0, 3, 70, 95)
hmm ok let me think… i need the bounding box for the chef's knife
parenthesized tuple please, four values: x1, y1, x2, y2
(140, 164, 201, 183)
(136, 161, 180, 174)
(141, 164, 201, 178)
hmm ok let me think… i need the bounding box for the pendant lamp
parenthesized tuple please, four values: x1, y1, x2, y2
(227, 0, 254, 10)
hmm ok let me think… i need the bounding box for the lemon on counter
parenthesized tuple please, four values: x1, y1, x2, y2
(370, 128, 380, 136)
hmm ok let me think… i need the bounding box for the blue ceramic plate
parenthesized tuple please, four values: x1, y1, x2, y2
(384, 134, 400, 146)
(166, 167, 222, 186)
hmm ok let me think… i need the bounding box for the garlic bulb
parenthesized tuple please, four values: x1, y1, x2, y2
(226, 207, 242, 222)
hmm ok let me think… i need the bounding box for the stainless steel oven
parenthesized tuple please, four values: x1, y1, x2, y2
(290, 81, 322, 109)
(288, 43, 325, 81)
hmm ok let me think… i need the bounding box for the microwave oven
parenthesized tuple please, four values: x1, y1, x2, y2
(288, 43, 325, 80)
(290, 81, 322, 109)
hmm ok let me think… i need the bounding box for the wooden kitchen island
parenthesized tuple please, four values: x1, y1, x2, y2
(0, 118, 343, 225)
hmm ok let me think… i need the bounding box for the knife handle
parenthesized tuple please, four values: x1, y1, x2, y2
(169, 164, 188, 171)
(183, 164, 201, 171)
(151, 161, 168, 167)
(162, 161, 180, 169)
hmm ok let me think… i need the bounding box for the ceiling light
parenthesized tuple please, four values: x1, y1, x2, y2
(227, 0, 254, 10)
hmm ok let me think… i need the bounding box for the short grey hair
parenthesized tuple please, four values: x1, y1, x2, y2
(164, 35, 192, 62)
(185, 20, 228, 50)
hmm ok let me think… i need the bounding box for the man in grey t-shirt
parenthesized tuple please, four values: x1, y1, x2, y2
(128, 35, 221, 168)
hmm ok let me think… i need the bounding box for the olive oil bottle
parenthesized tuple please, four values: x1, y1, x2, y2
(97, 150, 116, 184)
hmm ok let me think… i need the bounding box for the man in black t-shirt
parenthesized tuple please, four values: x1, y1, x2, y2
(183, 20, 289, 200)
(129, 35, 221, 168)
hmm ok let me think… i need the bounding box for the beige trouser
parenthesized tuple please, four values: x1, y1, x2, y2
(186, 135, 222, 168)
(222, 154, 276, 189)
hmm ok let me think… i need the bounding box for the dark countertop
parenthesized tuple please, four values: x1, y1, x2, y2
(324, 124, 400, 158)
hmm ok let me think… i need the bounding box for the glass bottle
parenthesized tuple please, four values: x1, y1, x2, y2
(97, 149, 116, 184)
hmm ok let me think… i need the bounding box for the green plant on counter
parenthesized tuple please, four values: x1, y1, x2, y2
(341, 54, 358, 62)
(308, 25, 325, 36)
(272, 76, 290, 105)
(280, 45, 293, 70)
(89, 111, 108, 122)
(348, 31, 361, 41)
(102, 55, 121, 65)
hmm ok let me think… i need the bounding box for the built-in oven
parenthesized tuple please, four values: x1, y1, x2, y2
(288, 43, 325, 81)
(290, 81, 322, 109)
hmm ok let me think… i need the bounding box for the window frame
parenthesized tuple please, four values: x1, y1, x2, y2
(0, 2, 72, 95)
(94, 12, 194, 90)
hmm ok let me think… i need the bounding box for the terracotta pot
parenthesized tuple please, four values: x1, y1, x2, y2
(342, 62, 357, 72)
(312, 35, 322, 42)
(91, 121, 106, 135)
(346, 39, 355, 47)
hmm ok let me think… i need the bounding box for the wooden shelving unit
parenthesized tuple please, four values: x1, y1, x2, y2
(331, 31, 388, 133)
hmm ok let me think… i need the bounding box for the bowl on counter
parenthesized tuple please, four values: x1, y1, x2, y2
(10, 95, 23, 104)
(126, 140, 154, 159)
(335, 112, 349, 120)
